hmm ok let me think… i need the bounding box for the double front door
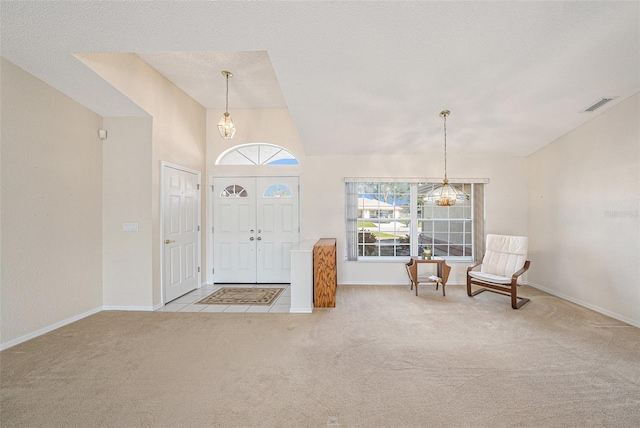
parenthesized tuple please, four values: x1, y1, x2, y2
(213, 177, 299, 283)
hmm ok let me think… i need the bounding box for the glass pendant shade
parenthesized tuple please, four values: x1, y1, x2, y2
(218, 112, 236, 139)
(217, 70, 235, 139)
(425, 179, 469, 207)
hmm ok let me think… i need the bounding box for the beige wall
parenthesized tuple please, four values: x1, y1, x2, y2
(1, 59, 103, 346)
(102, 117, 153, 308)
(77, 53, 207, 306)
(528, 93, 640, 327)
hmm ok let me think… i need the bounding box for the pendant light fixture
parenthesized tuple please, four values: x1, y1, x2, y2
(425, 110, 469, 207)
(217, 70, 236, 139)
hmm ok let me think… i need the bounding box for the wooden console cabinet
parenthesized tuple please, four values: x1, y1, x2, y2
(313, 238, 337, 307)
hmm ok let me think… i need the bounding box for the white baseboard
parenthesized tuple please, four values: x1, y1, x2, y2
(0, 306, 102, 351)
(339, 281, 407, 286)
(289, 308, 313, 313)
(528, 282, 640, 328)
(102, 305, 156, 311)
(339, 282, 465, 286)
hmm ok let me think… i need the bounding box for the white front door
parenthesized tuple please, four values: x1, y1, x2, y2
(212, 177, 257, 283)
(255, 177, 299, 283)
(213, 177, 299, 283)
(163, 165, 200, 302)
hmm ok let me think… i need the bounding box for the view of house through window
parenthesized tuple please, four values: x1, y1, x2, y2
(345, 181, 480, 261)
(418, 182, 473, 258)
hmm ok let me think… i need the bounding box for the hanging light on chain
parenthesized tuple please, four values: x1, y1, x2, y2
(425, 110, 469, 206)
(218, 71, 236, 139)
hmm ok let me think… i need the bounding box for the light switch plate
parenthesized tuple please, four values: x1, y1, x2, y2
(123, 222, 139, 232)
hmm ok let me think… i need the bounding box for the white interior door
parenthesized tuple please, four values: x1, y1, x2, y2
(163, 165, 200, 302)
(213, 177, 299, 283)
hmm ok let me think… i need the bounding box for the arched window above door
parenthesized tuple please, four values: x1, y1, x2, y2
(216, 143, 299, 166)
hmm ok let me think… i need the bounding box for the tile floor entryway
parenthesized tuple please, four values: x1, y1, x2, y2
(156, 284, 291, 313)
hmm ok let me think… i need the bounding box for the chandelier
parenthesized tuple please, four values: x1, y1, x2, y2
(425, 110, 469, 207)
(217, 71, 236, 139)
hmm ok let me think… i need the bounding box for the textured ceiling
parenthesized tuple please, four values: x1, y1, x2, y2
(1, 1, 638, 156)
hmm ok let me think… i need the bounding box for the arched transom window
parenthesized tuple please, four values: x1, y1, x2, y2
(216, 143, 299, 166)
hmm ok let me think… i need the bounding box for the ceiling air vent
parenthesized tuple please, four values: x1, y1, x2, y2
(583, 97, 615, 112)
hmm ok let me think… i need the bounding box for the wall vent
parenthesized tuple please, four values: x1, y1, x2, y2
(583, 97, 615, 112)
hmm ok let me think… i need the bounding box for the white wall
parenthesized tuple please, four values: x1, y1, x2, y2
(528, 93, 640, 327)
(76, 53, 206, 306)
(102, 117, 153, 309)
(1, 59, 103, 346)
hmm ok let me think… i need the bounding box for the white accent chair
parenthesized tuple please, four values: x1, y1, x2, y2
(466, 234, 531, 309)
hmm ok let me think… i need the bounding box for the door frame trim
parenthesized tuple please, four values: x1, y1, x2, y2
(160, 161, 202, 305)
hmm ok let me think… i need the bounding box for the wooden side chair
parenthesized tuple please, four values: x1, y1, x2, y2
(467, 234, 531, 309)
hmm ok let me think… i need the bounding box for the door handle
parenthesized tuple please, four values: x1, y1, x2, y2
(165, 239, 175, 244)
(257, 236, 262, 241)
(249, 237, 255, 241)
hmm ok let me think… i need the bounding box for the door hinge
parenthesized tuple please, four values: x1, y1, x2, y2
(198, 267, 200, 273)
(198, 225, 200, 232)
(210, 185, 214, 192)
(197, 184, 200, 190)
(212, 226, 214, 233)
(212, 268, 215, 274)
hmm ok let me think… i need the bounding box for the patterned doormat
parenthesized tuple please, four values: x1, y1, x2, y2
(196, 287, 284, 306)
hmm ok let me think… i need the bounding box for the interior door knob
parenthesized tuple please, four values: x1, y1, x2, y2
(257, 236, 262, 240)
(165, 239, 175, 244)
(249, 237, 255, 241)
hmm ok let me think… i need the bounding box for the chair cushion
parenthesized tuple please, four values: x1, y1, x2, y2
(481, 234, 528, 277)
(468, 270, 512, 285)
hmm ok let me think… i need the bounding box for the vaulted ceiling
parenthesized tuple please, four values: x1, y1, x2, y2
(1, 1, 638, 156)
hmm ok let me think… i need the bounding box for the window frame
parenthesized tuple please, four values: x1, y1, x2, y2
(345, 179, 485, 262)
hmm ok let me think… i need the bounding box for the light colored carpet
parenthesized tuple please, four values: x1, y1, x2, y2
(1, 285, 639, 427)
(196, 287, 284, 305)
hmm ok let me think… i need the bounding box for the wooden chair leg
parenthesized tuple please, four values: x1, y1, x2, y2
(467, 276, 486, 297)
(468, 265, 531, 309)
(468, 287, 486, 297)
(511, 281, 530, 309)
